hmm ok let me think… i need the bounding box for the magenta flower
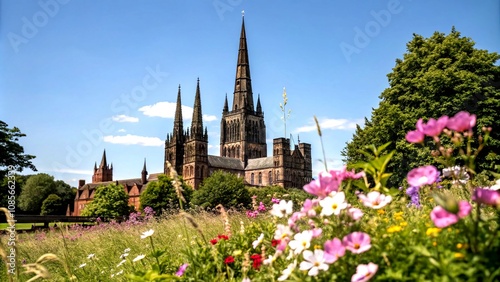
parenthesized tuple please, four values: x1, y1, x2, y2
(351, 262, 378, 282)
(472, 188, 500, 206)
(175, 263, 188, 277)
(446, 111, 476, 132)
(303, 171, 340, 198)
(406, 129, 425, 143)
(407, 165, 439, 187)
(342, 232, 371, 254)
(418, 116, 449, 137)
(430, 206, 458, 228)
(324, 238, 345, 263)
(347, 207, 363, 221)
(457, 201, 472, 218)
(338, 166, 365, 181)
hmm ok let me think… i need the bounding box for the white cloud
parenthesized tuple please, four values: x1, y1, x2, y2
(103, 134, 164, 146)
(139, 102, 217, 122)
(45, 168, 93, 175)
(112, 115, 139, 123)
(118, 129, 126, 133)
(312, 158, 344, 176)
(208, 144, 220, 155)
(295, 118, 361, 133)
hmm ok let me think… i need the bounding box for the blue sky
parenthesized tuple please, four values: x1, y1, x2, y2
(1, 0, 499, 187)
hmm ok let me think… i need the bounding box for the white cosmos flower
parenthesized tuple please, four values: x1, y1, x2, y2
(299, 249, 329, 276)
(140, 229, 155, 239)
(288, 230, 313, 255)
(117, 259, 126, 267)
(132, 254, 146, 262)
(270, 200, 293, 218)
(278, 260, 297, 281)
(274, 224, 293, 240)
(79, 263, 86, 268)
(252, 233, 264, 249)
(87, 254, 95, 260)
(319, 192, 347, 216)
(358, 191, 392, 209)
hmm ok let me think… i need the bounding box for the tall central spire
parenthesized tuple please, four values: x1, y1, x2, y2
(232, 16, 254, 112)
(191, 78, 204, 139)
(173, 85, 184, 141)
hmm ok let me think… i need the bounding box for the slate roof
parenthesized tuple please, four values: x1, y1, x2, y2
(208, 155, 244, 170)
(245, 156, 274, 170)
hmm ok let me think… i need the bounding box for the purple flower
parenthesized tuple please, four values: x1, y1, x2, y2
(342, 232, 371, 254)
(472, 188, 500, 206)
(430, 206, 458, 228)
(407, 165, 439, 187)
(271, 198, 280, 204)
(175, 263, 188, 277)
(406, 186, 421, 208)
(258, 202, 266, 212)
(351, 263, 378, 282)
(323, 238, 345, 264)
(446, 111, 476, 132)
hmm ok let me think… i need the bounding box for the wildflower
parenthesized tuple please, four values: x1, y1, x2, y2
(394, 211, 403, 217)
(311, 228, 322, 238)
(320, 191, 348, 216)
(338, 166, 365, 180)
(115, 270, 124, 276)
(418, 116, 449, 137)
(301, 199, 318, 217)
(270, 200, 293, 218)
(289, 230, 313, 255)
(358, 191, 392, 209)
(323, 238, 345, 263)
(406, 129, 424, 143)
(442, 166, 470, 184)
(246, 210, 258, 218)
(274, 224, 293, 241)
(456, 243, 463, 249)
(258, 202, 266, 212)
(271, 197, 281, 204)
(399, 222, 408, 227)
(120, 253, 129, 259)
(224, 256, 235, 264)
(253, 233, 264, 249)
(472, 188, 500, 206)
(250, 254, 262, 270)
(377, 209, 385, 215)
(407, 165, 439, 187)
(271, 239, 280, 247)
(140, 229, 154, 239)
(218, 234, 229, 240)
(123, 248, 131, 253)
(233, 250, 242, 256)
(386, 226, 402, 233)
(79, 263, 86, 268)
(278, 260, 297, 281)
(87, 254, 95, 260)
(426, 227, 441, 237)
(406, 186, 421, 208)
(303, 171, 341, 198)
(175, 263, 188, 276)
(347, 207, 363, 221)
(446, 111, 476, 132)
(342, 232, 371, 254)
(132, 254, 146, 262)
(457, 201, 472, 218)
(299, 249, 329, 276)
(454, 253, 465, 259)
(117, 259, 126, 267)
(242, 278, 251, 282)
(210, 238, 218, 245)
(430, 206, 458, 228)
(351, 262, 378, 282)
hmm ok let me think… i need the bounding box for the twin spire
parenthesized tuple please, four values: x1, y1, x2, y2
(171, 78, 206, 141)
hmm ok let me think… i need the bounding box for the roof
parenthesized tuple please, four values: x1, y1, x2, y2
(245, 157, 274, 170)
(208, 155, 244, 170)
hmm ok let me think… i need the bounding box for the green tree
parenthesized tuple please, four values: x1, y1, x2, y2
(140, 174, 192, 214)
(342, 28, 500, 187)
(0, 121, 37, 178)
(192, 171, 251, 209)
(18, 173, 57, 214)
(81, 183, 129, 218)
(55, 180, 77, 215)
(41, 194, 62, 215)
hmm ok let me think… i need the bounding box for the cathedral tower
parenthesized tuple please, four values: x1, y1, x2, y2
(220, 16, 267, 164)
(183, 79, 209, 189)
(164, 85, 185, 176)
(92, 150, 113, 182)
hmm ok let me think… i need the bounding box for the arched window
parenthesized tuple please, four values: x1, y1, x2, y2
(251, 173, 254, 185)
(258, 172, 262, 185)
(269, 171, 272, 184)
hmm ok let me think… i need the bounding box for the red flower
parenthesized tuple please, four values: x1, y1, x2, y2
(217, 234, 229, 240)
(250, 254, 262, 270)
(271, 239, 280, 247)
(210, 238, 218, 245)
(224, 256, 235, 264)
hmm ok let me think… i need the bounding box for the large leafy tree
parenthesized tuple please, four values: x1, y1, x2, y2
(18, 173, 57, 214)
(0, 121, 37, 178)
(81, 183, 130, 218)
(140, 174, 192, 214)
(41, 194, 63, 216)
(342, 28, 500, 187)
(192, 171, 251, 209)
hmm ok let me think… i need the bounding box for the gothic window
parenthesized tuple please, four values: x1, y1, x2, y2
(269, 171, 272, 184)
(236, 146, 240, 158)
(223, 147, 226, 157)
(190, 166, 194, 176)
(251, 173, 254, 185)
(258, 172, 262, 185)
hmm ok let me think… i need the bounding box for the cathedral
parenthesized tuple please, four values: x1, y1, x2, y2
(73, 17, 312, 216)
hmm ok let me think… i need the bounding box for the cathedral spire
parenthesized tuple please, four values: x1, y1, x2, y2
(141, 158, 148, 184)
(173, 85, 184, 140)
(232, 16, 254, 112)
(223, 93, 228, 114)
(191, 78, 203, 139)
(256, 94, 262, 115)
(99, 150, 107, 168)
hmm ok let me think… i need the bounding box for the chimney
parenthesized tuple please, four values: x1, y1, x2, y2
(78, 179, 86, 188)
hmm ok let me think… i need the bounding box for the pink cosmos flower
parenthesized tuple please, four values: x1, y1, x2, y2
(301, 199, 318, 217)
(311, 228, 323, 238)
(351, 262, 378, 282)
(407, 165, 439, 187)
(430, 206, 458, 228)
(406, 129, 425, 143)
(446, 111, 476, 132)
(342, 232, 371, 254)
(457, 201, 472, 218)
(417, 116, 449, 137)
(358, 191, 392, 209)
(323, 238, 345, 264)
(303, 171, 341, 198)
(472, 188, 500, 206)
(338, 166, 365, 181)
(347, 207, 364, 221)
(175, 263, 188, 277)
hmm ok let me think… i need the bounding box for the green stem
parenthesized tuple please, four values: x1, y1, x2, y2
(149, 237, 161, 269)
